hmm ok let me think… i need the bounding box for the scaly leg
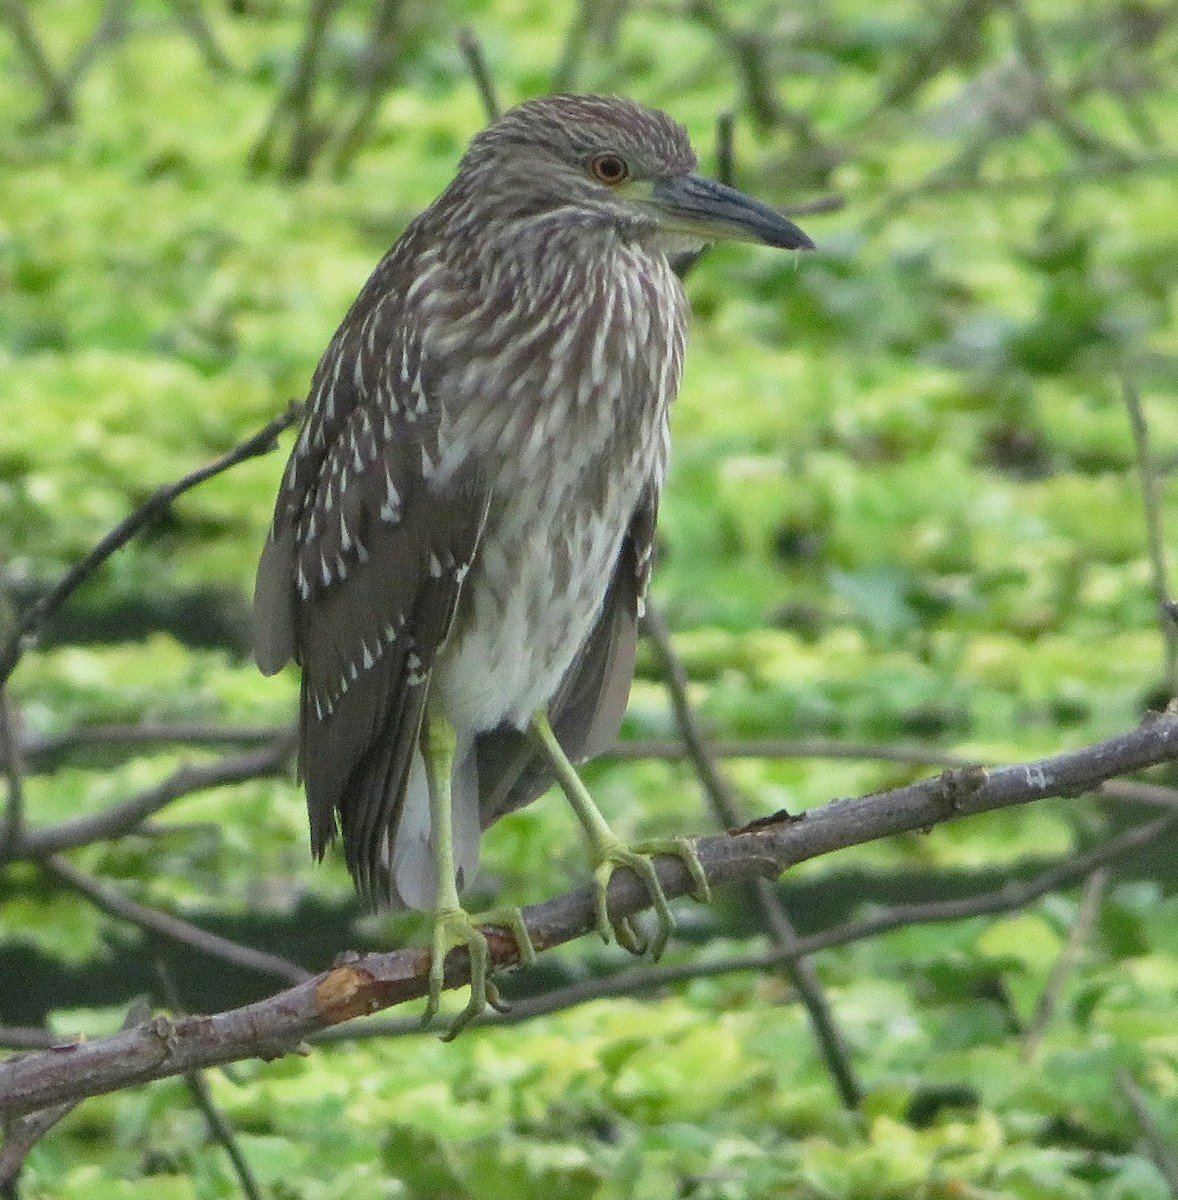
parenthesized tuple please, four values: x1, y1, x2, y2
(531, 711, 710, 959)
(421, 706, 536, 1040)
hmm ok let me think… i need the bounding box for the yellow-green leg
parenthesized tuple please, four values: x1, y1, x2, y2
(421, 707, 536, 1040)
(531, 711, 710, 959)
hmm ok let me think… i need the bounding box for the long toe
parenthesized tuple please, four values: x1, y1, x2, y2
(635, 836, 711, 905)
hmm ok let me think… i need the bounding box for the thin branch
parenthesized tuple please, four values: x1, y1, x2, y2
(44, 855, 312, 985)
(457, 26, 500, 123)
(869, 154, 1178, 229)
(168, 0, 232, 73)
(247, 0, 342, 176)
(715, 109, 735, 187)
(0, 403, 302, 689)
(0, 1099, 75, 1190)
(0, 692, 25, 857)
(549, 0, 630, 95)
(1117, 1069, 1178, 1198)
(64, 0, 130, 91)
(1007, 0, 1136, 163)
(1124, 377, 1178, 697)
(0, 1030, 58, 1052)
(5, 711, 1175, 1118)
(181, 1067, 264, 1200)
(609, 736, 975, 767)
(780, 194, 846, 219)
(644, 604, 861, 1110)
(812, 810, 1178, 947)
(0, 0, 73, 121)
(1021, 865, 1108, 1062)
(330, 0, 408, 177)
(154, 965, 264, 1200)
(18, 722, 291, 773)
(6, 720, 1170, 864)
(2, 734, 296, 862)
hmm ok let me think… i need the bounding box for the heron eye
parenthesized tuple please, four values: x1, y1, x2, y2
(590, 153, 629, 185)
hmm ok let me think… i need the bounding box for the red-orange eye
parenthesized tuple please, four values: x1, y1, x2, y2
(590, 153, 629, 185)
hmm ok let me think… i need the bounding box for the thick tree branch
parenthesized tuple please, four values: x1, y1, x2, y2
(3, 709, 1176, 1119)
(313, 804, 1178, 1041)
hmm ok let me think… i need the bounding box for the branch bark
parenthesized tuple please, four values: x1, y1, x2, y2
(3, 708, 1176, 1119)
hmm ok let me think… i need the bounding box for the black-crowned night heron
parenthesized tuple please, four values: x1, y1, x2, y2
(254, 94, 812, 1034)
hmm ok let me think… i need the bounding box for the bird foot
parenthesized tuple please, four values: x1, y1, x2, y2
(423, 904, 537, 1041)
(590, 835, 711, 960)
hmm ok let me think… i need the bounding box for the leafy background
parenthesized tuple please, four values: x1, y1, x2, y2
(2, 0, 1178, 1195)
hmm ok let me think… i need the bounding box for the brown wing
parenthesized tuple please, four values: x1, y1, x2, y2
(253, 248, 488, 904)
(475, 469, 663, 828)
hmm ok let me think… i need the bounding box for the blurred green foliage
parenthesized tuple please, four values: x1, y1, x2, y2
(2, 0, 1178, 1194)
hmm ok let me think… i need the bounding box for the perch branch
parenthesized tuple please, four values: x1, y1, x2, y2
(3, 708, 1176, 1119)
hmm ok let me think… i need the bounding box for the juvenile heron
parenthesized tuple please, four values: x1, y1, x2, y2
(254, 94, 812, 1033)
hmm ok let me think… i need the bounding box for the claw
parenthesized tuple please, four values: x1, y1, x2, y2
(422, 905, 537, 1040)
(591, 835, 708, 960)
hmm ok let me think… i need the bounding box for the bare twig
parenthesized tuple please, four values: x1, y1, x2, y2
(549, 0, 630, 94)
(0, 404, 302, 689)
(168, 0, 232, 73)
(609, 736, 975, 767)
(1021, 866, 1108, 1062)
(180, 1066, 264, 1200)
(11, 726, 1173, 851)
(1117, 1069, 1178, 1197)
(1007, 0, 1135, 163)
(685, 0, 793, 136)
(715, 109, 735, 186)
(0, 998, 144, 1190)
(869, 155, 1178, 229)
(5, 712, 1173, 1119)
(872, 0, 1001, 114)
(2, 734, 296, 862)
(1124, 377, 1178, 697)
(65, 0, 130, 90)
(44, 855, 312, 985)
(457, 26, 501, 122)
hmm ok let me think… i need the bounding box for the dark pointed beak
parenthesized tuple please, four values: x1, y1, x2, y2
(651, 173, 815, 250)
